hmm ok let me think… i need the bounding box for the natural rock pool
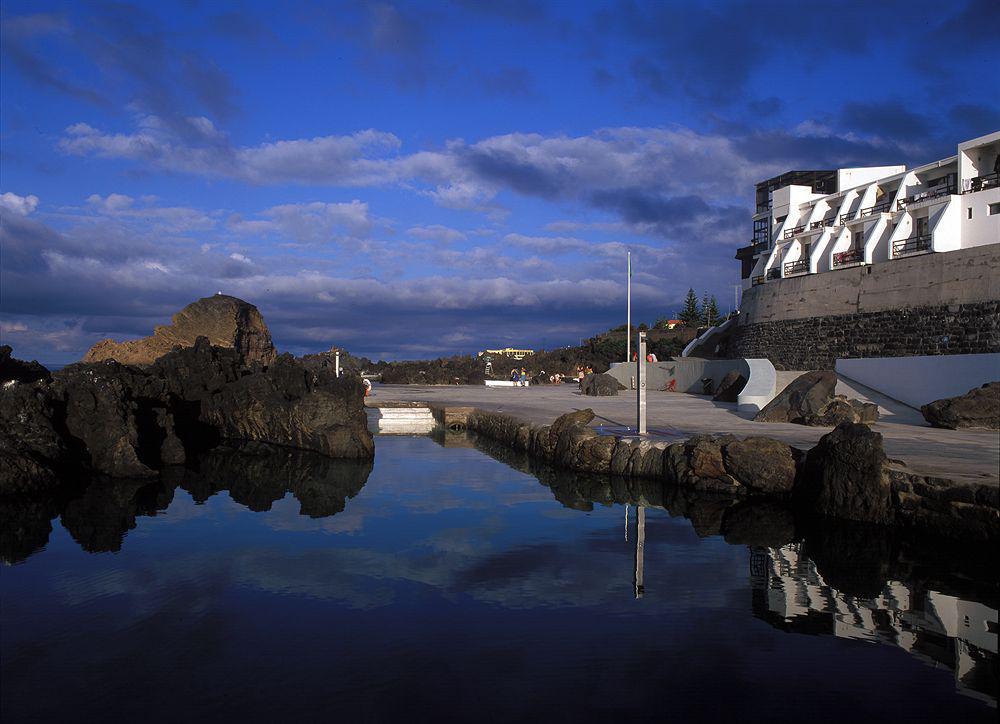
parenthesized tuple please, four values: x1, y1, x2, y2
(2, 433, 996, 722)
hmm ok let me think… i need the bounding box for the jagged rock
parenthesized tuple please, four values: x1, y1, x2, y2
(0, 385, 75, 493)
(755, 370, 837, 422)
(664, 435, 741, 494)
(920, 382, 1000, 430)
(199, 354, 374, 459)
(0, 345, 50, 384)
(755, 371, 879, 426)
(713, 370, 746, 403)
(797, 422, 893, 524)
(581, 372, 621, 396)
(722, 436, 800, 496)
(83, 294, 276, 367)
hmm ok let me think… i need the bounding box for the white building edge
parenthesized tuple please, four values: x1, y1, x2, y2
(739, 131, 1000, 289)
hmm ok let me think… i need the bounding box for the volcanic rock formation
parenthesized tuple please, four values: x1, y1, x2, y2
(921, 382, 1000, 430)
(83, 294, 276, 366)
(754, 370, 879, 426)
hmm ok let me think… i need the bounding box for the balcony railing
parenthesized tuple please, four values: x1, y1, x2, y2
(860, 199, 892, 217)
(833, 249, 863, 267)
(897, 183, 957, 210)
(963, 172, 999, 194)
(783, 259, 809, 276)
(892, 234, 932, 257)
(766, 268, 781, 280)
(752, 239, 770, 253)
(782, 224, 806, 239)
(809, 218, 835, 230)
(839, 212, 855, 224)
(751, 275, 765, 286)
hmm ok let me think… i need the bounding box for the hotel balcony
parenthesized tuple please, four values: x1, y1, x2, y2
(751, 274, 766, 286)
(896, 182, 957, 210)
(782, 224, 806, 239)
(783, 259, 809, 276)
(809, 218, 835, 230)
(752, 239, 770, 254)
(962, 172, 999, 193)
(833, 249, 863, 267)
(892, 233, 932, 258)
(860, 199, 892, 217)
(766, 267, 781, 280)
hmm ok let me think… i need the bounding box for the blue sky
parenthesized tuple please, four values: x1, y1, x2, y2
(1, 0, 998, 363)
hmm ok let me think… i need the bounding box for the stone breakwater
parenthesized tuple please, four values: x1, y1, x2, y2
(463, 407, 998, 542)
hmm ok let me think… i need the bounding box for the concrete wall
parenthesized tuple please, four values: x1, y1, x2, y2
(608, 358, 747, 394)
(740, 243, 1000, 323)
(836, 353, 1000, 408)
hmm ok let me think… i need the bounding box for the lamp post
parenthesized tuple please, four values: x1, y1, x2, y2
(636, 329, 647, 435)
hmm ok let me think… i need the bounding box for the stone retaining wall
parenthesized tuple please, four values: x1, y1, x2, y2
(726, 300, 1000, 370)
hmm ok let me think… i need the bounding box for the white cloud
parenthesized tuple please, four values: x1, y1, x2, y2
(0, 192, 40, 215)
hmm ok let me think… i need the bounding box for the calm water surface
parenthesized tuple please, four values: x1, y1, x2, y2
(1, 434, 996, 722)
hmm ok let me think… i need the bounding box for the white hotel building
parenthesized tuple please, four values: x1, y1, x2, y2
(738, 131, 1000, 288)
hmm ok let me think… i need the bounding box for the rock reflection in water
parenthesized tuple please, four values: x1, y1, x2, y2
(1, 445, 373, 562)
(751, 543, 998, 706)
(465, 429, 998, 706)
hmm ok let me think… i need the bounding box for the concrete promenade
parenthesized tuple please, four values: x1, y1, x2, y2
(370, 383, 999, 488)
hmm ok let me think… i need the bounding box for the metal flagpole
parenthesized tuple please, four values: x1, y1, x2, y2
(626, 251, 631, 363)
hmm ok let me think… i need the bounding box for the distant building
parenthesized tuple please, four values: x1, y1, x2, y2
(478, 347, 534, 360)
(737, 131, 1000, 287)
(661, 319, 684, 329)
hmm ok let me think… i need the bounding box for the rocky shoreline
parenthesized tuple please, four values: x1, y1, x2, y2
(462, 407, 998, 542)
(1, 338, 373, 494)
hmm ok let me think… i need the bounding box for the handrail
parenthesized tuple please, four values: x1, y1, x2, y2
(782, 224, 806, 239)
(766, 268, 781, 280)
(839, 212, 854, 224)
(860, 200, 892, 217)
(751, 275, 765, 286)
(809, 218, 834, 230)
(892, 234, 932, 257)
(783, 259, 809, 276)
(833, 249, 863, 267)
(963, 172, 999, 194)
(897, 183, 957, 209)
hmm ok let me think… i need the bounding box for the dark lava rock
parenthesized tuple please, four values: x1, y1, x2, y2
(0, 345, 50, 384)
(722, 436, 801, 496)
(664, 435, 741, 494)
(921, 381, 1000, 430)
(755, 371, 879, 426)
(713, 370, 746, 403)
(0, 336, 373, 492)
(756, 370, 837, 423)
(581, 372, 621, 396)
(797, 422, 893, 525)
(549, 408, 596, 436)
(84, 294, 276, 367)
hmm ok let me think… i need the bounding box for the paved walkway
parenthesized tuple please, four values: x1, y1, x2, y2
(370, 384, 999, 487)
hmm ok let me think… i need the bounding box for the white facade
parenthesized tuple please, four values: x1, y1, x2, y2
(744, 132, 1000, 289)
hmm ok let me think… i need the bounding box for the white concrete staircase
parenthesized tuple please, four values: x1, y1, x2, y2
(366, 406, 436, 434)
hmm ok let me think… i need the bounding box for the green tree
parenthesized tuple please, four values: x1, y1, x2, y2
(703, 295, 720, 327)
(677, 288, 700, 326)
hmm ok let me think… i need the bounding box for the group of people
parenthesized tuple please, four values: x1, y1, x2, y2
(509, 368, 529, 386)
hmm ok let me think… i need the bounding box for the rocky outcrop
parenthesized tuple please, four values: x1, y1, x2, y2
(797, 422, 893, 524)
(0, 346, 50, 385)
(755, 370, 879, 426)
(581, 372, 621, 396)
(0, 337, 373, 493)
(920, 382, 1000, 430)
(83, 295, 276, 367)
(464, 408, 997, 540)
(712, 370, 746, 403)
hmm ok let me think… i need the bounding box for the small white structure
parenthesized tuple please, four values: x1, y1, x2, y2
(740, 132, 1000, 287)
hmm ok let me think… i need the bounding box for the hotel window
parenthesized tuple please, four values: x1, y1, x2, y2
(989, 202, 1000, 216)
(968, 207, 973, 220)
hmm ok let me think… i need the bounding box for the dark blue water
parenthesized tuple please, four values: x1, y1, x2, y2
(1, 435, 996, 722)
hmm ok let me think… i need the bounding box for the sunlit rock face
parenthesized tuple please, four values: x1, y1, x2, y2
(83, 294, 276, 367)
